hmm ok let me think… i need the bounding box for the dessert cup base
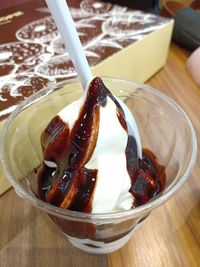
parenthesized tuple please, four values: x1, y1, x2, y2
(64, 221, 144, 254)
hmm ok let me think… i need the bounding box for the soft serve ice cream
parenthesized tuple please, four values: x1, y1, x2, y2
(36, 77, 165, 213)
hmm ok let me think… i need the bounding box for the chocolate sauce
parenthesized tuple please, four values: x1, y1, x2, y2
(36, 77, 166, 212)
(37, 77, 127, 212)
(129, 148, 166, 207)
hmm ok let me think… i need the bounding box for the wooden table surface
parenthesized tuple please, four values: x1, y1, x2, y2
(0, 42, 200, 267)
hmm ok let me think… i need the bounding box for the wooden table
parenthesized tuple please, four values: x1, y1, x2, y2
(0, 42, 199, 267)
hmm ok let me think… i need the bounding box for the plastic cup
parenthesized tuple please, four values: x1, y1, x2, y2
(0, 77, 197, 254)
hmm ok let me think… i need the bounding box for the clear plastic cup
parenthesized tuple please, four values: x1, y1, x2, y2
(0, 77, 197, 254)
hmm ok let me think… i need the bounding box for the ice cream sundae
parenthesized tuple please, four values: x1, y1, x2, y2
(36, 77, 166, 213)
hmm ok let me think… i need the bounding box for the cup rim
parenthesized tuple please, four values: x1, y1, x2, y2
(0, 77, 197, 222)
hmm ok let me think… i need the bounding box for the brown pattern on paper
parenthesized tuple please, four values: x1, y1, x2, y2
(0, 0, 169, 121)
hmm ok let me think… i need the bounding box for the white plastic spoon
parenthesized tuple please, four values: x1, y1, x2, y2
(45, 0, 142, 158)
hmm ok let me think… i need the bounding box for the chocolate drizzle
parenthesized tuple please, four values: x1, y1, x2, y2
(36, 77, 166, 212)
(37, 77, 127, 212)
(128, 148, 166, 207)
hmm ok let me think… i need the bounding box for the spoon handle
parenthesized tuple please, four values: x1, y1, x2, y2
(45, 0, 93, 89)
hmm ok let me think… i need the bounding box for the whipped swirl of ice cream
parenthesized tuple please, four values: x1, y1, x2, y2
(36, 77, 164, 213)
(59, 80, 133, 213)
